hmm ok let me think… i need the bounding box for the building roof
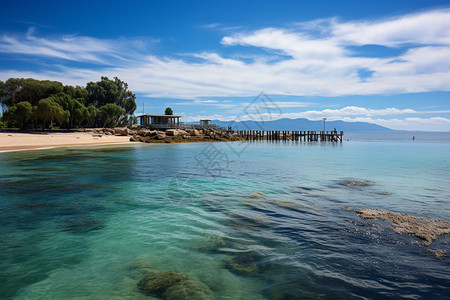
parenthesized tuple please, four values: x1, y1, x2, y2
(139, 114, 182, 118)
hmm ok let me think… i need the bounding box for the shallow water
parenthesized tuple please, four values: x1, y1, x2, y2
(1, 134, 449, 299)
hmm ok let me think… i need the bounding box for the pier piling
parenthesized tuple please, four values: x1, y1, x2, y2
(233, 130, 343, 142)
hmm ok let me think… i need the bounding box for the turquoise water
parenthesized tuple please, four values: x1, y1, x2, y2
(1, 135, 449, 299)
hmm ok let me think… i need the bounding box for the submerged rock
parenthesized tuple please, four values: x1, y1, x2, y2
(203, 235, 226, 249)
(337, 179, 375, 188)
(227, 211, 269, 228)
(138, 270, 188, 295)
(427, 249, 447, 259)
(127, 258, 154, 280)
(356, 208, 450, 246)
(164, 280, 216, 300)
(375, 191, 393, 196)
(242, 198, 267, 209)
(268, 199, 314, 212)
(224, 252, 271, 275)
(246, 192, 266, 199)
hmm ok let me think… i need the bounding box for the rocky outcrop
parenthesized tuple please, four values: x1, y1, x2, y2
(113, 127, 129, 136)
(127, 127, 245, 144)
(223, 252, 272, 275)
(165, 129, 179, 136)
(137, 129, 151, 136)
(355, 208, 450, 246)
(186, 129, 200, 136)
(138, 270, 188, 296)
(164, 280, 216, 300)
(137, 269, 215, 299)
(427, 249, 447, 259)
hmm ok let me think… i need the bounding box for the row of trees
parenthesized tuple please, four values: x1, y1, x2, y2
(0, 77, 137, 129)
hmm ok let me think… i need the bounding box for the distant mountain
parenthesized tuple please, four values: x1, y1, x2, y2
(210, 118, 394, 132)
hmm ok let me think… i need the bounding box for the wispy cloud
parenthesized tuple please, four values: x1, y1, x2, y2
(0, 27, 157, 65)
(2, 9, 450, 99)
(1, 10, 450, 131)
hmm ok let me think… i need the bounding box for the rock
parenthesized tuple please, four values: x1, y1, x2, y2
(138, 270, 188, 296)
(127, 258, 153, 280)
(164, 280, 216, 300)
(138, 136, 154, 143)
(242, 199, 267, 209)
(427, 249, 447, 259)
(269, 199, 315, 212)
(186, 129, 200, 136)
(336, 179, 375, 188)
(247, 192, 266, 199)
(155, 133, 167, 140)
(129, 130, 137, 135)
(166, 129, 179, 136)
(227, 211, 269, 228)
(104, 131, 112, 135)
(376, 191, 393, 196)
(178, 129, 188, 135)
(200, 236, 226, 252)
(224, 252, 271, 275)
(356, 208, 450, 246)
(137, 129, 151, 136)
(114, 127, 129, 136)
(130, 135, 140, 142)
(104, 128, 114, 133)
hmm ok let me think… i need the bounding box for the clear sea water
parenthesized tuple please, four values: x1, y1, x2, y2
(1, 132, 449, 299)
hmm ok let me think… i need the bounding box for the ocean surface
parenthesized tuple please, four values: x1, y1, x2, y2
(1, 132, 449, 299)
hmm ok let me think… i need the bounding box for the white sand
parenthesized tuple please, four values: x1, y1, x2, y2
(0, 132, 132, 152)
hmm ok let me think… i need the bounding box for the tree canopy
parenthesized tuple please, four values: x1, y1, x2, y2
(86, 77, 136, 115)
(0, 77, 137, 129)
(165, 107, 173, 115)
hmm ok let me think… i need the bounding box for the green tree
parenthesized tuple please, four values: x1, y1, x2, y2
(86, 105, 98, 127)
(86, 76, 137, 115)
(35, 98, 69, 129)
(51, 92, 88, 129)
(165, 107, 173, 115)
(2, 78, 64, 108)
(97, 103, 124, 128)
(0, 80, 6, 121)
(8, 101, 33, 129)
(3, 78, 24, 107)
(63, 85, 88, 104)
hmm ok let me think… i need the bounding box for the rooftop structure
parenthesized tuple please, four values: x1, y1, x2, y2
(139, 114, 182, 129)
(199, 119, 211, 126)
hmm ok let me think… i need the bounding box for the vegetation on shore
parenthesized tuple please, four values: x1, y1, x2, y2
(0, 77, 137, 130)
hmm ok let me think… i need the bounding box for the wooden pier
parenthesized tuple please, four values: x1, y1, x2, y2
(232, 130, 343, 142)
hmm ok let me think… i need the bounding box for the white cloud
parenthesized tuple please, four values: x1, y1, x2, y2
(1, 9, 450, 99)
(242, 106, 450, 121)
(342, 116, 450, 131)
(229, 106, 450, 131)
(0, 28, 157, 64)
(1, 10, 450, 131)
(332, 9, 450, 46)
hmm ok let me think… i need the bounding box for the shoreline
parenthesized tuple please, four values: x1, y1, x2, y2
(0, 131, 133, 153)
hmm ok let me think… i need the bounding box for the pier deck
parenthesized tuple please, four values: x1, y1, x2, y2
(232, 130, 343, 142)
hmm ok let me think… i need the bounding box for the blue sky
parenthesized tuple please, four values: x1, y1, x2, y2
(1, 0, 450, 131)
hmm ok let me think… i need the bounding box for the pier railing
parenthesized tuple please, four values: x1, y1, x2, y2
(231, 130, 343, 142)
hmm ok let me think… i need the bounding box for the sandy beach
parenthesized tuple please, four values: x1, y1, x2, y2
(0, 131, 132, 152)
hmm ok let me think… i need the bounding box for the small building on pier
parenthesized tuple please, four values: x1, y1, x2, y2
(199, 119, 211, 126)
(139, 114, 182, 129)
